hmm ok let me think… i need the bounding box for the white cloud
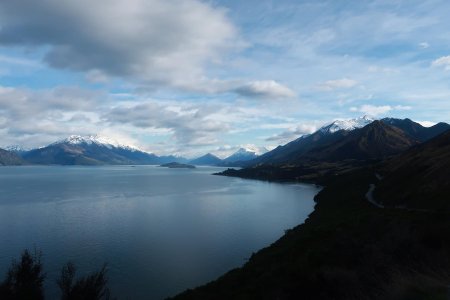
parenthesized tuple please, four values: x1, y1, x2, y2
(432, 56, 450, 70)
(0, 54, 41, 68)
(0, 0, 238, 90)
(265, 123, 318, 144)
(318, 78, 358, 91)
(0, 85, 108, 148)
(104, 102, 231, 147)
(393, 105, 412, 111)
(85, 69, 110, 84)
(350, 105, 391, 116)
(419, 42, 430, 49)
(417, 120, 436, 127)
(350, 104, 412, 116)
(234, 80, 295, 98)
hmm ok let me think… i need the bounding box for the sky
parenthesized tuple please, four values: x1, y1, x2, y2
(1, 0, 450, 157)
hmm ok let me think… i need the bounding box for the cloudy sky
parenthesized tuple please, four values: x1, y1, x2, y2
(1, 0, 450, 157)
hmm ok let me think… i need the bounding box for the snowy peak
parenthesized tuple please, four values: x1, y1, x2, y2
(242, 146, 268, 156)
(5, 145, 29, 153)
(53, 135, 141, 152)
(224, 148, 257, 162)
(223, 146, 269, 163)
(320, 115, 375, 134)
(235, 147, 257, 155)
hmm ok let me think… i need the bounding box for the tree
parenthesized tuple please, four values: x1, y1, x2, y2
(0, 249, 45, 300)
(57, 262, 111, 300)
(0, 249, 112, 300)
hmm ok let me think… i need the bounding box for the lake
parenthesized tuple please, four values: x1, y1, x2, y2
(0, 166, 320, 299)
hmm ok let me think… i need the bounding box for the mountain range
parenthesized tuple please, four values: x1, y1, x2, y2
(21, 135, 187, 165)
(1, 117, 449, 167)
(244, 116, 450, 167)
(188, 153, 223, 166)
(0, 137, 268, 166)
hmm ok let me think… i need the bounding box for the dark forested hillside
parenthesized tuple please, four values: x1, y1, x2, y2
(376, 129, 450, 211)
(173, 126, 450, 300)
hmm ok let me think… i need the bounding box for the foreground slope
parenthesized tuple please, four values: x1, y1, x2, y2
(172, 129, 450, 299)
(376, 130, 450, 211)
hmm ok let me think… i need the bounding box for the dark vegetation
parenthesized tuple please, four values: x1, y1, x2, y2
(160, 162, 196, 169)
(0, 250, 112, 300)
(376, 130, 450, 211)
(172, 126, 450, 299)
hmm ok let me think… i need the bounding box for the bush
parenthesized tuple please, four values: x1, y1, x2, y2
(58, 262, 111, 300)
(0, 249, 112, 300)
(0, 249, 45, 300)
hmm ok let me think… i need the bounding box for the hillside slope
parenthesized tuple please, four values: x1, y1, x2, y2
(376, 130, 450, 210)
(304, 121, 418, 162)
(173, 145, 450, 299)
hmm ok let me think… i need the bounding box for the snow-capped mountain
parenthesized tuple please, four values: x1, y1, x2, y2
(223, 147, 266, 163)
(223, 148, 258, 163)
(53, 135, 141, 152)
(247, 116, 450, 167)
(250, 116, 377, 165)
(319, 115, 375, 134)
(5, 145, 29, 154)
(23, 135, 186, 165)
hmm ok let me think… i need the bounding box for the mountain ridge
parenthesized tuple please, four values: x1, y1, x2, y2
(22, 135, 187, 165)
(245, 117, 449, 167)
(189, 153, 223, 166)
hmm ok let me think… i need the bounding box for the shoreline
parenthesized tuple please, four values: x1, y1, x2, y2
(171, 167, 450, 299)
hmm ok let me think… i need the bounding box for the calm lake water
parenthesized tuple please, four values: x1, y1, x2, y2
(0, 166, 319, 299)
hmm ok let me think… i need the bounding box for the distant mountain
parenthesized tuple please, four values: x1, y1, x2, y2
(376, 129, 450, 211)
(320, 115, 375, 134)
(156, 155, 189, 164)
(22, 135, 186, 165)
(224, 148, 258, 162)
(0, 148, 24, 166)
(381, 118, 450, 142)
(5, 145, 29, 156)
(189, 153, 222, 166)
